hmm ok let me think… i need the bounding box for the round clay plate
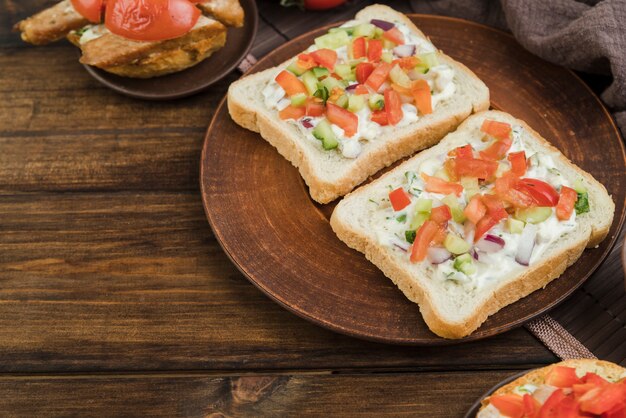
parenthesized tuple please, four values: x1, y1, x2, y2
(464, 370, 530, 417)
(83, 0, 258, 100)
(200, 15, 626, 344)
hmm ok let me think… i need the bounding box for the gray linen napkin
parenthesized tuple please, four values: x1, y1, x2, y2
(411, 0, 626, 136)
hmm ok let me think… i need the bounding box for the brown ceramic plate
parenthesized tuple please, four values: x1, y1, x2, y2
(463, 370, 530, 418)
(200, 15, 626, 344)
(82, 0, 258, 100)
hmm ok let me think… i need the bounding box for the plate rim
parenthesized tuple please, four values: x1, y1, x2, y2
(82, 0, 258, 101)
(200, 14, 626, 345)
(463, 369, 531, 418)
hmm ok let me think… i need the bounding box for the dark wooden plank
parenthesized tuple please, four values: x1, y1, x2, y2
(0, 370, 516, 417)
(0, 192, 555, 373)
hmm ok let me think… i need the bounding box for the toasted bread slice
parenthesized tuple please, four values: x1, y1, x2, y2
(227, 4, 489, 204)
(14, 0, 88, 45)
(330, 110, 614, 339)
(197, 0, 244, 27)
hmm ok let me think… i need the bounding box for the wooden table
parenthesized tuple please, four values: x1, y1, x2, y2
(1, 0, 623, 416)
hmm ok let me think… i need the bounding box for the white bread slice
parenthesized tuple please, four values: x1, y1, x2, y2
(330, 110, 614, 339)
(227, 4, 489, 203)
(479, 359, 626, 415)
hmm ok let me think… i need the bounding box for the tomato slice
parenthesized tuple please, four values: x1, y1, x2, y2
(430, 205, 452, 224)
(310, 48, 337, 71)
(464, 195, 487, 225)
(481, 119, 512, 140)
(352, 36, 366, 59)
(556, 186, 578, 220)
(354, 84, 369, 95)
(305, 101, 325, 117)
(275, 70, 308, 97)
(545, 366, 582, 388)
(356, 62, 375, 85)
(389, 187, 411, 211)
(365, 63, 392, 92)
(489, 394, 524, 418)
(538, 389, 567, 418)
(517, 178, 560, 207)
(582, 372, 609, 386)
(367, 39, 383, 62)
(580, 384, 626, 415)
(479, 137, 513, 160)
(383, 27, 405, 45)
(411, 79, 432, 115)
(508, 151, 527, 176)
(326, 103, 358, 137)
(370, 110, 388, 126)
(71, 0, 104, 23)
(384, 89, 403, 126)
(278, 105, 306, 120)
(105, 0, 201, 41)
(421, 173, 463, 196)
(410, 220, 439, 262)
(495, 173, 536, 208)
(454, 157, 498, 180)
(523, 393, 541, 418)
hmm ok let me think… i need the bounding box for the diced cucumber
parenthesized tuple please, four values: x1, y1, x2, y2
(434, 169, 450, 182)
(329, 26, 354, 36)
(506, 218, 525, 234)
(444, 234, 471, 255)
(414, 198, 433, 213)
(290, 93, 307, 107)
(348, 95, 365, 112)
(419, 52, 439, 68)
(373, 27, 384, 39)
(442, 195, 466, 224)
(348, 58, 367, 68)
(409, 212, 429, 230)
(405, 230, 416, 244)
(460, 177, 479, 201)
(302, 71, 319, 96)
(368, 93, 385, 110)
(312, 119, 339, 150)
(313, 86, 329, 103)
(573, 179, 587, 194)
(314, 31, 350, 49)
(514, 207, 552, 224)
(287, 60, 307, 76)
(381, 51, 393, 63)
(389, 64, 412, 88)
(334, 64, 355, 81)
(353, 23, 375, 38)
(528, 153, 540, 167)
(575, 192, 590, 215)
(312, 67, 330, 79)
(321, 76, 344, 92)
(383, 39, 396, 50)
(454, 254, 476, 275)
(335, 94, 349, 109)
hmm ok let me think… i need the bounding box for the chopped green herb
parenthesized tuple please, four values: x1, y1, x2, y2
(548, 168, 561, 176)
(405, 230, 416, 243)
(396, 214, 407, 223)
(76, 26, 88, 36)
(368, 199, 379, 205)
(575, 192, 590, 215)
(313, 86, 329, 104)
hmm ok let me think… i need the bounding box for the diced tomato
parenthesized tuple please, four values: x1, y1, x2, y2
(475, 216, 499, 242)
(454, 158, 498, 180)
(430, 205, 452, 224)
(464, 196, 487, 225)
(310, 48, 337, 71)
(410, 220, 439, 262)
(518, 178, 560, 207)
(508, 151, 527, 176)
(443, 159, 457, 182)
(433, 224, 448, 244)
(352, 36, 366, 59)
(582, 372, 609, 386)
(297, 53, 317, 71)
(479, 137, 513, 161)
(481, 119, 512, 140)
(389, 187, 411, 211)
(367, 39, 383, 62)
(356, 62, 375, 85)
(278, 105, 306, 120)
(326, 103, 358, 137)
(556, 186, 578, 221)
(395, 56, 419, 70)
(354, 84, 369, 95)
(554, 396, 580, 418)
(495, 173, 536, 208)
(482, 194, 508, 222)
(305, 101, 325, 117)
(603, 403, 626, 418)
(538, 389, 567, 418)
(580, 384, 626, 415)
(384, 89, 403, 126)
(365, 63, 392, 92)
(454, 144, 474, 159)
(383, 27, 405, 45)
(490, 394, 524, 418)
(275, 70, 308, 96)
(573, 383, 599, 398)
(411, 79, 432, 115)
(421, 173, 463, 196)
(545, 366, 582, 388)
(370, 110, 388, 126)
(523, 394, 541, 418)
(390, 83, 412, 96)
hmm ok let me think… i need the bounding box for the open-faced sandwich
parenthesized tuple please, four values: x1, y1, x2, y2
(478, 359, 626, 417)
(14, 0, 244, 78)
(228, 4, 489, 203)
(331, 110, 614, 339)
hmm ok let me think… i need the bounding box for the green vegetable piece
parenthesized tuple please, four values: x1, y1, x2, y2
(312, 119, 339, 150)
(353, 23, 375, 38)
(444, 234, 471, 255)
(573, 179, 587, 194)
(414, 198, 433, 213)
(419, 52, 439, 68)
(405, 230, 416, 244)
(290, 93, 307, 107)
(321, 76, 343, 92)
(434, 168, 450, 182)
(329, 26, 354, 36)
(453, 253, 476, 275)
(442, 195, 466, 223)
(514, 207, 552, 224)
(368, 93, 385, 110)
(313, 86, 329, 104)
(348, 95, 365, 112)
(286, 60, 307, 76)
(334, 64, 355, 81)
(381, 51, 393, 63)
(312, 67, 330, 79)
(301, 71, 319, 96)
(506, 218, 525, 234)
(575, 192, 590, 215)
(373, 27, 384, 39)
(396, 214, 407, 223)
(389, 64, 411, 88)
(315, 31, 350, 49)
(383, 39, 396, 50)
(460, 177, 480, 201)
(335, 94, 349, 109)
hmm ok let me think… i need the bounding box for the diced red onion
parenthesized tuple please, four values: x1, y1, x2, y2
(476, 234, 505, 253)
(301, 118, 313, 129)
(472, 248, 480, 261)
(393, 44, 416, 58)
(515, 224, 537, 266)
(345, 84, 358, 92)
(390, 238, 411, 252)
(427, 247, 452, 264)
(370, 19, 394, 31)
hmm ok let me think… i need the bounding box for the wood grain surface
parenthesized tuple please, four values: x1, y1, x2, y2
(0, 0, 623, 415)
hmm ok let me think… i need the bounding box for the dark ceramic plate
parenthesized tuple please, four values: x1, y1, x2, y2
(200, 15, 626, 344)
(83, 0, 257, 100)
(464, 370, 530, 417)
